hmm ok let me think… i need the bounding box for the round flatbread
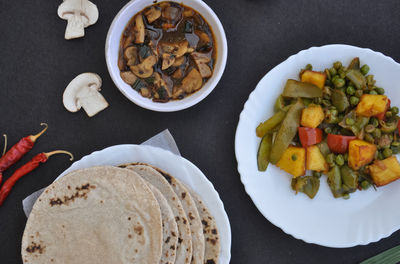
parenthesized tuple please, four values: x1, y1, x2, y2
(185, 185, 220, 264)
(21, 166, 162, 264)
(122, 164, 193, 264)
(146, 183, 178, 264)
(140, 164, 205, 264)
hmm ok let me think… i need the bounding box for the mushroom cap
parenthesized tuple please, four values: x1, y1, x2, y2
(63, 72, 102, 112)
(58, 0, 99, 27)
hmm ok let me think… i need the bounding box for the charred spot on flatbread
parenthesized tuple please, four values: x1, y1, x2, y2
(49, 183, 96, 206)
(26, 241, 45, 254)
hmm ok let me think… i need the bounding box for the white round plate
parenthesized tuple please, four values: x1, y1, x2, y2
(235, 44, 400, 248)
(57, 144, 231, 263)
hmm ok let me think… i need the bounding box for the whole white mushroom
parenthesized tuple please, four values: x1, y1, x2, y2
(57, 0, 99, 40)
(63, 73, 109, 117)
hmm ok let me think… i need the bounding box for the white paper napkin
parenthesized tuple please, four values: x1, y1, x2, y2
(22, 129, 179, 217)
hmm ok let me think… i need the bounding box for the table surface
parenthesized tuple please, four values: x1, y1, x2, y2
(1, 0, 400, 263)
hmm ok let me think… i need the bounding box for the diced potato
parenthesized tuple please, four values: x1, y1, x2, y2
(306, 145, 328, 172)
(277, 146, 306, 178)
(369, 156, 400, 186)
(301, 70, 326, 89)
(356, 94, 388, 117)
(348, 140, 377, 170)
(300, 104, 324, 128)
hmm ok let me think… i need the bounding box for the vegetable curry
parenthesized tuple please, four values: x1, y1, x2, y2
(118, 1, 216, 102)
(256, 58, 400, 199)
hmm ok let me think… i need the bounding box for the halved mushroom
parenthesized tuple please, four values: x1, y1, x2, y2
(63, 73, 108, 117)
(195, 30, 210, 44)
(57, 0, 99, 40)
(160, 40, 189, 58)
(120, 71, 137, 85)
(144, 7, 161, 23)
(162, 53, 176, 70)
(124, 46, 138, 66)
(172, 56, 185, 67)
(155, 73, 172, 98)
(134, 15, 145, 44)
(172, 68, 202, 98)
(191, 52, 212, 78)
(130, 55, 157, 78)
(172, 68, 183, 79)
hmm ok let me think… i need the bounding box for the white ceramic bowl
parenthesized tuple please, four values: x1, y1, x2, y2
(235, 44, 400, 247)
(105, 0, 227, 112)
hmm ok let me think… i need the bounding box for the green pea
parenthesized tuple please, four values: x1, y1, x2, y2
(343, 193, 350, 200)
(370, 117, 379, 127)
(361, 180, 371, 190)
(391, 106, 399, 115)
(369, 90, 378, 95)
(346, 86, 355, 95)
(375, 87, 385, 95)
(335, 154, 344, 166)
(383, 148, 393, 158)
(305, 64, 313, 70)
(322, 99, 331, 107)
(333, 61, 342, 69)
(326, 153, 335, 165)
(350, 96, 360, 105)
(324, 127, 332, 134)
(365, 133, 375, 143)
(333, 78, 345, 88)
(372, 129, 381, 138)
(331, 109, 338, 116)
(339, 72, 346, 79)
(385, 111, 393, 118)
(345, 118, 355, 125)
(378, 152, 384, 160)
(329, 68, 337, 76)
(344, 153, 348, 162)
(331, 75, 339, 83)
(355, 89, 363, 98)
(360, 64, 370, 75)
(313, 171, 322, 178)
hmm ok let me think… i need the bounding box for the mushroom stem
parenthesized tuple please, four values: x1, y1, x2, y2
(44, 150, 74, 161)
(77, 88, 109, 117)
(2, 134, 7, 156)
(65, 14, 85, 39)
(29, 123, 48, 143)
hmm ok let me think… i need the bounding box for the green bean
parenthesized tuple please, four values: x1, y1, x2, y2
(365, 133, 375, 143)
(360, 64, 370, 75)
(341, 165, 358, 190)
(346, 69, 367, 89)
(256, 110, 287, 137)
(370, 117, 379, 127)
(375, 87, 385, 95)
(348, 58, 360, 70)
(373, 128, 382, 138)
(322, 99, 331, 107)
(383, 148, 393, 158)
(379, 120, 397, 133)
(257, 133, 273, 171)
(327, 166, 342, 198)
(336, 154, 345, 166)
(331, 90, 349, 112)
(355, 89, 363, 98)
(366, 75, 375, 86)
(345, 118, 355, 125)
(350, 96, 360, 105)
(333, 61, 342, 69)
(346, 86, 355, 95)
(365, 124, 375, 133)
(282, 79, 322, 98)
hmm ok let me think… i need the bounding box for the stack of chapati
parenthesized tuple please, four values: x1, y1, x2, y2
(22, 164, 220, 264)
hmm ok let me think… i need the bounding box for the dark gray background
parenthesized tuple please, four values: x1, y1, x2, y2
(1, 0, 400, 263)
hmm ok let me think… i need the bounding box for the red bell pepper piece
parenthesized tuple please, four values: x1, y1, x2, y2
(376, 99, 390, 121)
(298, 127, 323, 147)
(327, 134, 356, 154)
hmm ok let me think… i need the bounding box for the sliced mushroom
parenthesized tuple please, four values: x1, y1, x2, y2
(124, 46, 138, 66)
(140, 87, 151, 97)
(162, 6, 181, 22)
(162, 53, 176, 70)
(134, 15, 145, 44)
(62, 73, 108, 117)
(173, 68, 202, 98)
(183, 9, 194, 17)
(155, 73, 172, 97)
(120, 71, 137, 85)
(191, 52, 212, 78)
(57, 0, 99, 40)
(144, 7, 161, 23)
(160, 41, 189, 58)
(195, 30, 210, 44)
(123, 34, 135, 49)
(172, 68, 183, 79)
(172, 56, 185, 67)
(130, 55, 157, 78)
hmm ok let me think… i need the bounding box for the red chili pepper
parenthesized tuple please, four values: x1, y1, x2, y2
(0, 123, 48, 184)
(327, 134, 356, 154)
(298, 127, 323, 147)
(376, 99, 390, 121)
(0, 150, 73, 206)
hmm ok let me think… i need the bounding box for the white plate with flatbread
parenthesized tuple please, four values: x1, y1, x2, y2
(56, 144, 231, 263)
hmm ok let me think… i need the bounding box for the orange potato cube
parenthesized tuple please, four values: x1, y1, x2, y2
(306, 145, 328, 172)
(356, 94, 388, 117)
(348, 140, 377, 170)
(369, 156, 400, 186)
(301, 104, 324, 128)
(277, 146, 306, 178)
(301, 70, 326, 89)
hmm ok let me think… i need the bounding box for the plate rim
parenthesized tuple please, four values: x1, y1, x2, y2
(234, 44, 400, 248)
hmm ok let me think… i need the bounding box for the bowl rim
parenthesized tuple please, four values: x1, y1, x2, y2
(105, 0, 228, 112)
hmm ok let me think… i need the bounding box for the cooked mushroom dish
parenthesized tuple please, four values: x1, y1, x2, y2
(118, 1, 216, 102)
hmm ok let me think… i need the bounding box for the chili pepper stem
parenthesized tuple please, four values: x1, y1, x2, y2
(28, 123, 48, 143)
(45, 150, 74, 161)
(2, 134, 7, 156)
